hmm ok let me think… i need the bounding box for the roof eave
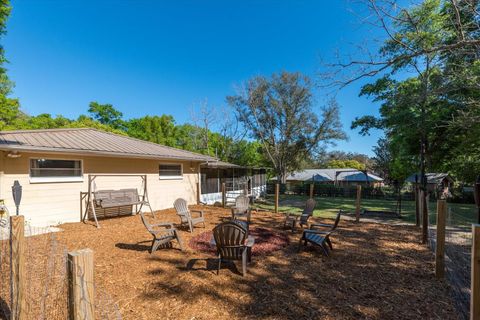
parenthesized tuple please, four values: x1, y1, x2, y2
(0, 145, 213, 162)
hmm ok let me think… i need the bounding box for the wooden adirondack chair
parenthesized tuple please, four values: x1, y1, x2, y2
(173, 198, 206, 233)
(139, 211, 183, 254)
(307, 210, 342, 250)
(231, 195, 251, 223)
(298, 229, 332, 256)
(284, 198, 316, 232)
(213, 220, 255, 277)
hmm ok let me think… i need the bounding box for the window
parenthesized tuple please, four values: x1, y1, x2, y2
(159, 164, 183, 179)
(30, 158, 83, 182)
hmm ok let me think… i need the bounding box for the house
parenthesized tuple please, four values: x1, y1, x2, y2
(405, 173, 454, 194)
(283, 168, 384, 187)
(0, 128, 223, 226)
(200, 161, 266, 205)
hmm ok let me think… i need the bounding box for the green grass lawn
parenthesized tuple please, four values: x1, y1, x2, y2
(252, 194, 477, 226)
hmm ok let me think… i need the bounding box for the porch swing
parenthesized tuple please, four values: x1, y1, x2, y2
(81, 174, 154, 228)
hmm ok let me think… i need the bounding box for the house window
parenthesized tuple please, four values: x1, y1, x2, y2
(159, 164, 183, 180)
(30, 159, 83, 182)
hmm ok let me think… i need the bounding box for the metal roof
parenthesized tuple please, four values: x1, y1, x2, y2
(0, 128, 218, 162)
(406, 173, 453, 185)
(285, 168, 384, 182)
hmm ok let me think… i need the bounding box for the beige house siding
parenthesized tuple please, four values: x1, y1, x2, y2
(0, 151, 200, 226)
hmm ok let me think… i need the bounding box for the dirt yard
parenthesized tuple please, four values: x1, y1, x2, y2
(55, 206, 458, 320)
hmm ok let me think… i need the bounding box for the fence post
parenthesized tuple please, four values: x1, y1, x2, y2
(355, 185, 362, 222)
(435, 200, 446, 279)
(221, 183, 226, 208)
(415, 186, 420, 227)
(309, 184, 314, 199)
(422, 191, 429, 244)
(274, 183, 279, 214)
(10, 215, 26, 320)
(472, 224, 480, 320)
(68, 248, 94, 320)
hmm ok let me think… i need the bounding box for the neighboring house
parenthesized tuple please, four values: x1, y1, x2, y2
(405, 173, 454, 194)
(200, 161, 266, 205)
(282, 168, 384, 187)
(0, 128, 222, 226)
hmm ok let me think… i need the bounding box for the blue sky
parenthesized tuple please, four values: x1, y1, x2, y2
(5, 0, 383, 155)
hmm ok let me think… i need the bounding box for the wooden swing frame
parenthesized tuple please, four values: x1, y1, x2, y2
(82, 174, 154, 228)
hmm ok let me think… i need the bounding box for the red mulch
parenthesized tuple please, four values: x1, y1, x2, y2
(188, 227, 290, 256)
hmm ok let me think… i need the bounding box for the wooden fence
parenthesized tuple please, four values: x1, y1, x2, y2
(5, 215, 96, 320)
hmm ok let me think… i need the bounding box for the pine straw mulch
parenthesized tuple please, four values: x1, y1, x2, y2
(53, 206, 459, 320)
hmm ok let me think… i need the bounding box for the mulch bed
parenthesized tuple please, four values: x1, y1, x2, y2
(11, 206, 461, 320)
(188, 227, 289, 256)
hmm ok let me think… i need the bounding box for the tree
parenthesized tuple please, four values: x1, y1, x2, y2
(126, 115, 177, 146)
(322, 0, 480, 241)
(318, 151, 373, 170)
(326, 159, 365, 170)
(228, 71, 346, 182)
(88, 101, 125, 129)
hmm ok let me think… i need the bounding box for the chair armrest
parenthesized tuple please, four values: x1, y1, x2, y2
(151, 222, 174, 229)
(285, 212, 297, 218)
(304, 229, 331, 235)
(191, 210, 204, 217)
(245, 236, 255, 247)
(310, 223, 333, 230)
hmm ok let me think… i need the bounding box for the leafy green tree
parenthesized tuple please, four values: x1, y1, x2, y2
(349, 0, 480, 184)
(88, 101, 124, 129)
(0, 96, 20, 129)
(126, 115, 177, 146)
(326, 159, 365, 170)
(228, 71, 346, 182)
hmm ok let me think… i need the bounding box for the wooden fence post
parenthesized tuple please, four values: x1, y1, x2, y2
(68, 249, 94, 320)
(221, 183, 226, 208)
(355, 185, 362, 222)
(10, 215, 26, 320)
(309, 184, 314, 199)
(435, 200, 447, 279)
(274, 183, 279, 214)
(422, 191, 429, 244)
(415, 186, 420, 226)
(472, 224, 480, 320)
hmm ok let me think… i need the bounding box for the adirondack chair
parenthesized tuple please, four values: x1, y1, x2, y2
(308, 210, 342, 250)
(284, 198, 316, 232)
(298, 229, 332, 256)
(173, 198, 206, 233)
(139, 211, 183, 254)
(213, 220, 255, 277)
(231, 195, 251, 223)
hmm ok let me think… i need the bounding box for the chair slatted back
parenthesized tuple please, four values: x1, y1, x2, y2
(299, 198, 316, 224)
(140, 211, 174, 239)
(213, 221, 247, 260)
(332, 210, 342, 230)
(234, 195, 250, 213)
(139, 211, 154, 233)
(174, 198, 190, 224)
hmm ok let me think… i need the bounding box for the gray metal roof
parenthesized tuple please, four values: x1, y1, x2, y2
(0, 128, 218, 162)
(406, 173, 453, 185)
(201, 160, 242, 169)
(285, 168, 384, 182)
